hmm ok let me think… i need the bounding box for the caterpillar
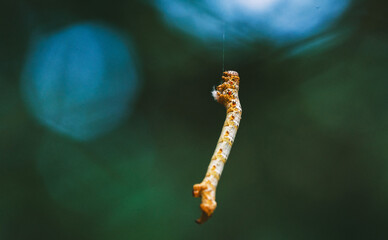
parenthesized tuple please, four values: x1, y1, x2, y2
(193, 70, 242, 224)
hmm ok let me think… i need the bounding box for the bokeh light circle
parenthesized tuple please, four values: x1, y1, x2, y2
(21, 22, 139, 141)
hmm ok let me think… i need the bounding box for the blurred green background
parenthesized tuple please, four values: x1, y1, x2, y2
(1, 0, 388, 239)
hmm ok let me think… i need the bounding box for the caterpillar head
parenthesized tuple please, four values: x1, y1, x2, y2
(212, 70, 240, 106)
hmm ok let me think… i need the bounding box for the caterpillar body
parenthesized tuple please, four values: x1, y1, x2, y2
(193, 71, 242, 224)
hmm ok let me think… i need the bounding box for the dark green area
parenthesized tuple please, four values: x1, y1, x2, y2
(1, 0, 388, 239)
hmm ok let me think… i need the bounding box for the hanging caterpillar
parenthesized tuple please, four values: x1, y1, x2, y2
(193, 70, 242, 224)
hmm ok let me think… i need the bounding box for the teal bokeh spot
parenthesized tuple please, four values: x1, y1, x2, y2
(21, 22, 139, 141)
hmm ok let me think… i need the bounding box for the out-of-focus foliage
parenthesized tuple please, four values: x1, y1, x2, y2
(1, 0, 388, 239)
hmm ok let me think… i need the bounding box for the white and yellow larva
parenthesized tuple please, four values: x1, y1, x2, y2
(193, 70, 242, 224)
